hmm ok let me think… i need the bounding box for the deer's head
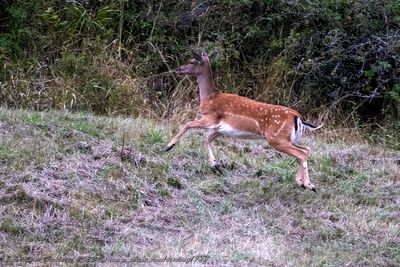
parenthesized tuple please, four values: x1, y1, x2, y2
(176, 51, 211, 76)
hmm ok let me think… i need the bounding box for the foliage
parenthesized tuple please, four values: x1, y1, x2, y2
(0, 0, 399, 127)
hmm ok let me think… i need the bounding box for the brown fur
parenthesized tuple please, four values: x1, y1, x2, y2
(166, 51, 320, 191)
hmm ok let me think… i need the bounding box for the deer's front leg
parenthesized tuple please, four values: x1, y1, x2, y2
(165, 118, 216, 151)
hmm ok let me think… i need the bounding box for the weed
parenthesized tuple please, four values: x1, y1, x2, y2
(149, 163, 169, 181)
(0, 143, 15, 161)
(144, 129, 164, 144)
(97, 165, 124, 181)
(166, 177, 183, 189)
(159, 187, 170, 198)
(0, 217, 24, 235)
(198, 178, 228, 196)
(70, 120, 99, 137)
(21, 112, 42, 125)
(0, 109, 6, 120)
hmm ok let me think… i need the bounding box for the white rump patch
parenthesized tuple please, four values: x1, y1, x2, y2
(290, 117, 303, 144)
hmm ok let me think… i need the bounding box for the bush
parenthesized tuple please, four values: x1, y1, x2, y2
(0, 0, 399, 127)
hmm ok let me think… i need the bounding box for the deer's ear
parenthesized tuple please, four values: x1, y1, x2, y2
(201, 51, 209, 61)
(191, 50, 205, 63)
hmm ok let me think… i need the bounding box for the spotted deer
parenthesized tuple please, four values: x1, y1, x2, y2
(166, 51, 322, 191)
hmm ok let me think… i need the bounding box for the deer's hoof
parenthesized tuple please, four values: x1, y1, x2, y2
(165, 143, 175, 152)
(311, 187, 318, 193)
(212, 164, 224, 175)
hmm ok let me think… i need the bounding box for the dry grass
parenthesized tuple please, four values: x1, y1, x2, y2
(0, 108, 399, 266)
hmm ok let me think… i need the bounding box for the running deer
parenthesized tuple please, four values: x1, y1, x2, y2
(165, 51, 322, 191)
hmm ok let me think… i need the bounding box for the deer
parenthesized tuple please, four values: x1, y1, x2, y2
(165, 51, 322, 191)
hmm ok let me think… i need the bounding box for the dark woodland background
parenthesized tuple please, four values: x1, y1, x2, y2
(0, 0, 399, 130)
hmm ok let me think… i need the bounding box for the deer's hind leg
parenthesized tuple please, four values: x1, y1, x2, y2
(266, 136, 315, 191)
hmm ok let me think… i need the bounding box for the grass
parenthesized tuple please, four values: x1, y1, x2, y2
(0, 107, 399, 266)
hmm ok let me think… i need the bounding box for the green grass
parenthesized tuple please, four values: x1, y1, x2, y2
(0, 108, 399, 266)
(0, 217, 24, 235)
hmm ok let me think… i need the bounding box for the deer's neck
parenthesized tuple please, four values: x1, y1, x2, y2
(197, 72, 217, 101)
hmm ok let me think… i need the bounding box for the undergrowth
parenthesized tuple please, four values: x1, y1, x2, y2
(1, 1, 399, 126)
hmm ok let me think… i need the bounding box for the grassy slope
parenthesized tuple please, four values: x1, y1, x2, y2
(0, 108, 399, 266)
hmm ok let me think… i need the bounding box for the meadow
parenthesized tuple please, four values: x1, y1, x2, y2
(1, 1, 400, 265)
(0, 108, 399, 266)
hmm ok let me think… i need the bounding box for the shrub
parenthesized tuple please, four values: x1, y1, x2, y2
(0, 0, 399, 127)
